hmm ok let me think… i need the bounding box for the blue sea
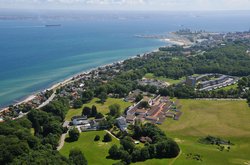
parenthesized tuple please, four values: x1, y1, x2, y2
(0, 10, 250, 107)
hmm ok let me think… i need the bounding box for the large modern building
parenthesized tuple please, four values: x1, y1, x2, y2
(186, 74, 239, 91)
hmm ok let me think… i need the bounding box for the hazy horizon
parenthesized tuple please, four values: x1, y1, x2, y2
(1, 0, 250, 11)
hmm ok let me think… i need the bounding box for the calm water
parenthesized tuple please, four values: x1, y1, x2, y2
(0, 10, 250, 107)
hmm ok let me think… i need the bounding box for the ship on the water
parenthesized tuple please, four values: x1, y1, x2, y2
(45, 24, 61, 27)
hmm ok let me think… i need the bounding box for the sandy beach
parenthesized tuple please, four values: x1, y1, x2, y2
(163, 38, 192, 46)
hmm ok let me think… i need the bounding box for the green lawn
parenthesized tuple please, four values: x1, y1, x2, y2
(156, 99, 250, 165)
(65, 98, 132, 121)
(144, 73, 185, 85)
(60, 131, 120, 165)
(214, 83, 238, 91)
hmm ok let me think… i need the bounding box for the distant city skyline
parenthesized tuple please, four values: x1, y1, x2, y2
(1, 0, 250, 11)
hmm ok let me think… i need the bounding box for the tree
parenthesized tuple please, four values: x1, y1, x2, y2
(120, 150, 132, 164)
(99, 92, 107, 104)
(43, 120, 63, 137)
(131, 148, 141, 162)
(42, 99, 69, 121)
(82, 106, 92, 117)
(109, 104, 121, 117)
(103, 133, 112, 142)
(247, 91, 250, 106)
(155, 140, 180, 158)
(139, 101, 150, 109)
(33, 119, 42, 136)
(69, 127, 80, 141)
(82, 90, 94, 103)
(94, 135, 100, 141)
(120, 138, 135, 154)
(73, 99, 83, 109)
(148, 144, 156, 158)
(95, 112, 104, 119)
(69, 148, 88, 165)
(108, 144, 120, 159)
(135, 94, 143, 102)
(140, 147, 150, 160)
(91, 105, 97, 117)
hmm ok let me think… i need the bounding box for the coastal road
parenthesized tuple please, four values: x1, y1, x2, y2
(37, 93, 56, 109)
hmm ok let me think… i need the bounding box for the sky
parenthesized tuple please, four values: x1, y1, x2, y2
(1, 0, 250, 11)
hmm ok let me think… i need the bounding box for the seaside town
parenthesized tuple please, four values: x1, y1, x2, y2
(1, 28, 250, 121)
(1, 28, 250, 165)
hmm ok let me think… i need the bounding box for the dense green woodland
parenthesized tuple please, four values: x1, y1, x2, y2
(124, 44, 250, 78)
(0, 99, 87, 165)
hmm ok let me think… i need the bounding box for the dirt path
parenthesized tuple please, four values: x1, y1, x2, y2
(105, 130, 120, 141)
(169, 149, 182, 165)
(57, 132, 67, 151)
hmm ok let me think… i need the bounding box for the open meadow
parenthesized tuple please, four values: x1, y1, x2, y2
(60, 131, 120, 165)
(154, 99, 250, 165)
(144, 73, 186, 85)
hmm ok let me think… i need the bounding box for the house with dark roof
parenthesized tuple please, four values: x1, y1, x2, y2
(116, 116, 127, 131)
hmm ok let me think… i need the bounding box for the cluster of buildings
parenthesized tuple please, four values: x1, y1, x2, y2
(68, 95, 183, 133)
(69, 115, 107, 132)
(171, 29, 250, 51)
(138, 78, 169, 89)
(125, 95, 182, 126)
(0, 90, 54, 120)
(186, 74, 239, 91)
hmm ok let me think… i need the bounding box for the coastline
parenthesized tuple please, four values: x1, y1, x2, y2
(0, 47, 162, 111)
(0, 37, 187, 111)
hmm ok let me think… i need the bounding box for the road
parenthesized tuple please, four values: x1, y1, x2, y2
(57, 132, 67, 151)
(57, 121, 70, 151)
(37, 93, 56, 109)
(105, 130, 120, 141)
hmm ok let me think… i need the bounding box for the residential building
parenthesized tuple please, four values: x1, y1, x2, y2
(116, 116, 127, 131)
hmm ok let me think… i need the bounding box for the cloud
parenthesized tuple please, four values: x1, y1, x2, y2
(1, 0, 250, 10)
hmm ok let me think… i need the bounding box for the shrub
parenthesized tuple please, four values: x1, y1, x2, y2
(94, 135, 100, 141)
(103, 133, 112, 142)
(69, 127, 80, 141)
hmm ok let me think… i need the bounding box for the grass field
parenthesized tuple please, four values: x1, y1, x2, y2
(60, 131, 120, 165)
(144, 73, 185, 85)
(65, 97, 132, 121)
(215, 83, 238, 91)
(155, 99, 250, 165)
(63, 99, 250, 165)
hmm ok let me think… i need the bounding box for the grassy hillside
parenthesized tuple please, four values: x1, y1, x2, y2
(60, 131, 120, 165)
(156, 100, 250, 165)
(144, 73, 186, 85)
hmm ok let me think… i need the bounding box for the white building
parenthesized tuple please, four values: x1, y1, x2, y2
(72, 116, 88, 125)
